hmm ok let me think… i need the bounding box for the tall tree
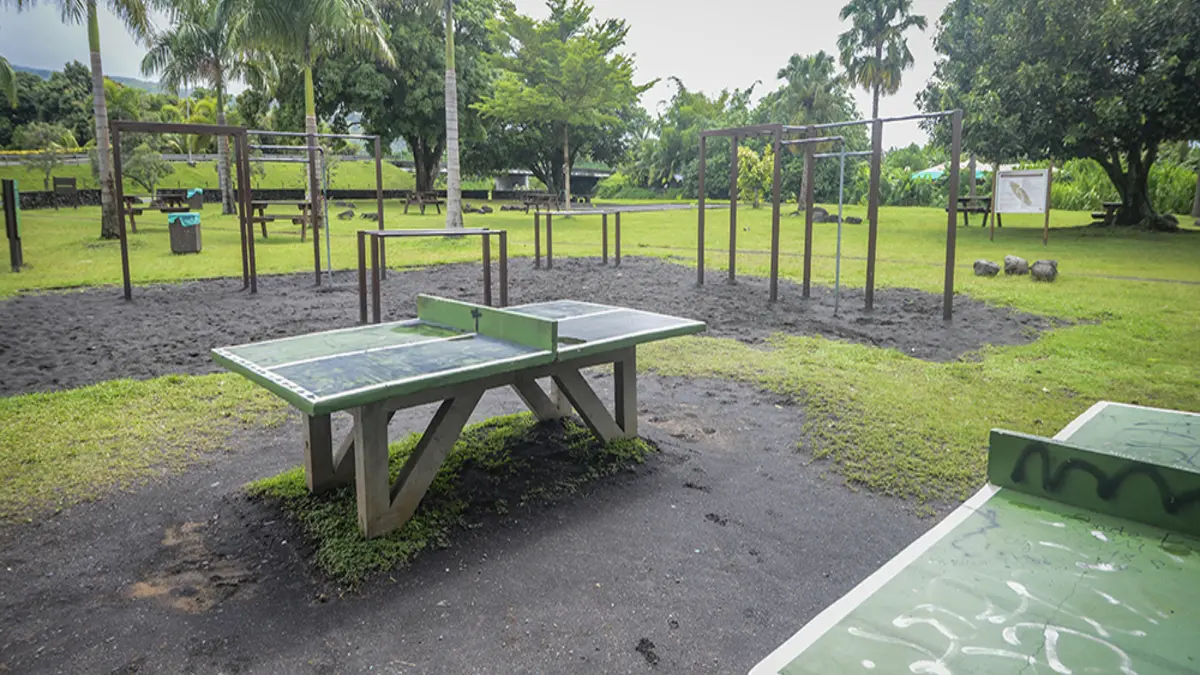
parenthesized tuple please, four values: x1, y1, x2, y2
(14, 121, 75, 189)
(475, 0, 651, 208)
(142, 0, 256, 214)
(0, 57, 15, 107)
(240, 0, 393, 238)
(3, 0, 152, 239)
(920, 0, 1200, 230)
(836, 0, 926, 119)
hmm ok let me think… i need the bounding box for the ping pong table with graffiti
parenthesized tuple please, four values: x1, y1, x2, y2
(214, 295, 705, 538)
(752, 401, 1200, 675)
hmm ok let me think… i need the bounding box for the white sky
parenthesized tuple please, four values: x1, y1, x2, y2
(0, 0, 951, 148)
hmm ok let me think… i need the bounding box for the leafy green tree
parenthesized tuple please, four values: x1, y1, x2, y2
(14, 121, 76, 189)
(736, 144, 773, 209)
(0, 57, 15, 108)
(475, 0, 652, 207)
(239, 0, 393, 237)
(2, 0, 153, 239)
(124, 142, 175, 194)
(142, 0, 260, 214)
(836, 0, 926, 119)
(920, 0, 1200, 229)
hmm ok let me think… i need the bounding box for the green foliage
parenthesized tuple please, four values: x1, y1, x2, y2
(247, 413, 654, 584)
(836, 0, 927, 116)
(124, 142, 175, 194)
(0, 56, 15, 108)
(736, 145, 774, 208)
(14, 121, 76, 190)
(920, 0, 1200, 228)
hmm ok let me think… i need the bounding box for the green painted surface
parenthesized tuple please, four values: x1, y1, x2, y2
(212, 297, 707, 416)
(777, 489, 1200, 675)
(1059, 403, 1200, 470)
(416, 295, 558, 351)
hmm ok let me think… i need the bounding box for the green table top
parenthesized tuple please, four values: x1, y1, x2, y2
(752, 401, 1200, 675)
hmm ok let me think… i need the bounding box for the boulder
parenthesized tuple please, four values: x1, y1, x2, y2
(360, 212, 379, 222)
(1031, 259, 1058, 282)
(479, 205, 494, 214)
(811, 206, 829, 221)
(1004, 255, 1029, 276)
(337, 210, 355, 220)
(974, 259, 1000, 277)
(844, 216, 863, 225)
(333, 200, 349, 208)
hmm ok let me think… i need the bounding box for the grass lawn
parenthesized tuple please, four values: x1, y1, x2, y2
(1, 200, 1197, 525)
(0, 159, 416, 193)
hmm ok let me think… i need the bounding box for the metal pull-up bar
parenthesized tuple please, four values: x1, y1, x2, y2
(780, 135, 846, 146)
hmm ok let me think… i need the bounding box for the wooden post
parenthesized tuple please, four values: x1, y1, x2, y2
(802, 126, 816, 298)
(375, 137, 387, 277)
(499, 231, 508, 307)
(1043, 160, 1054, 246)
(357, 231, 368, 323)
(769, 128, 783, 302)
(240, 133, 258, 294)
(370, 235, 382, 324)
(615, 212, 622, 266)
(990, 161, 1000, 242)
(234, 136, 249, 290)
(111, 125, 132, 302)
(865, 119, 883, 311)
(602, 213, 608, 264)
(534, 211, 541, 268)
(546, 213, 554, 269)
(2, 180, 22, 273)
(943, 110, 963, 322)
(729, 135, 738, 282)
(307, 133, 322, 286)
(482, 232, 492, 307)
(697, 135, 706, 285)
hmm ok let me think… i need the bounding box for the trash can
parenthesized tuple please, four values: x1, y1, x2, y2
(187, 188, 204, 210)
(168, 212, 202, 254)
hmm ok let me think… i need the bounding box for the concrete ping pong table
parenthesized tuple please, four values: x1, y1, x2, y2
(752, 401, 1200, 674)
(213, 295, 705, 538)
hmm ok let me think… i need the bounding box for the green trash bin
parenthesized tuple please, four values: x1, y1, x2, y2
(168, 212, 202, 254)
(186, 188, 204, 210)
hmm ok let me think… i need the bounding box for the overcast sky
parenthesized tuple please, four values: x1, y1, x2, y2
(0, 0, 951, 148)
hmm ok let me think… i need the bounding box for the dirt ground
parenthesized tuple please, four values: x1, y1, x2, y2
(0, 376, 937, 674)
(0, 256, 1053, 396)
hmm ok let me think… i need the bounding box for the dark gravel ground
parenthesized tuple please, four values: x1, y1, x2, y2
(0, 256, 1053, 396)
(0, 376, 939, 674)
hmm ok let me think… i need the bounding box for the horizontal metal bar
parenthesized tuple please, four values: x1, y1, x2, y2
(249, 144, 324, 152)
(362, 228, 501, 238)
(780, 135, 845, 146)
(700, 123, 784, 138)
(112, 120, 246, 136)
(814, 150, 874, 159)
(808, 110, 960, 131)
(249, 129, 379, 141)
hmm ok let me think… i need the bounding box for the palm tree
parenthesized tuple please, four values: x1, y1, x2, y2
(142, 0, 253, 215)
(240, 0, 393, 238)
(3, 0, 152, 239)
(836, 0, 926, 119)
(0, 56, 16, 107)
(443, 0, 463, 229)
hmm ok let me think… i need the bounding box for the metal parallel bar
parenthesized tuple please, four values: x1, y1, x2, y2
(546, 213, 554, 269)
(835, 139, 846, 315)
(499, 232, 508, 307)
(234, 134, 250, 290)
(250, 129, 381, 141)
(814, 151, 873, 159)
(370, 235, 382, 324)
(802, 127, 816, 298)
(482, 233, 492, 307)
(697, 135, 706, 285)
(729, 136, 738, 282)
(113, 120, 245, 136)
(534, 212, 541, 268)
(807, 110, 959, 132)
(769, 129, 782, 302)
(615, 212, 622, 266)
(249, 144, 323, 152)
(601, 213, 608, 264)
(241, 133, 258, 293)
(111, 124, 132, 301)
(781, 135, 846, 146)
(375, 137, 386, 277)
(865, 119, 883, 311)
(358, 231, 368, 324)
(306, 131, 322, 286)
(700, 123, 784, 138)
(943, 110, 963, 321)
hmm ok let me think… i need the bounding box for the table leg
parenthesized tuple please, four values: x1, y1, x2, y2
(513, 378, 571, 421)
(614, 348, 637, 437)
(551, 367, 625, 443)
(304, 414, 354, 493)
(353, 402, 391, 538)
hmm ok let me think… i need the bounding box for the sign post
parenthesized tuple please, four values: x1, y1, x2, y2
(992, 167, 1053, 245)
(2, 179, 22, 272)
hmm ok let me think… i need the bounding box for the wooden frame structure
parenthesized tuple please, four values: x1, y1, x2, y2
(111, 120, 257, 301)
(532, 204, 714, 270)
(697, 110, 964, 320)
(356, 228, 509, 324)
(248, 130, 386, 286)
(303, 347, 638, 538)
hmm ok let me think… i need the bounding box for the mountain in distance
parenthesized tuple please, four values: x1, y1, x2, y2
(13, 64, 168, 94)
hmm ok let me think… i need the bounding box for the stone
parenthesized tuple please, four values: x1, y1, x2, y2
(336, 210, 355, 220)
(844, 216, 863, 224)
(1004, 255, 1029, 276)
(1031, 259, 1058, 282)
(974, 259, 1000, 277)
(360, 212, 379, 222)
(333, 200, 349, 208)
(811, 206, 829, 221)
(479, 205, 494, 214)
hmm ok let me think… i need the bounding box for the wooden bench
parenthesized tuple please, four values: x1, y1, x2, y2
(250, 201, 314, 241)
(404, 192, 445, 215)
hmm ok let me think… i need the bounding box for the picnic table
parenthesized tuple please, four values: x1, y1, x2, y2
(122, 195, 148, 233)
(751, 400, 1200, 674)
(213, 295, 707, 538)
(1094, 201, 1122, 225)
(950, 194, 1000, 228)
(520, 193, 561, 213)
(249, 199, 314, 241)
(403, 191, 445, 215)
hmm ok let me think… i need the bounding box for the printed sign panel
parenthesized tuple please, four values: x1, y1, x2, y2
(995, 169, 1050, 214)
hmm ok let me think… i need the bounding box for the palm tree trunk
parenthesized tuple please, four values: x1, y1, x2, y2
(88, 1, 119, 240)
(1192, 171, 1200, 222)
(303, 61, 324, 238)
(215, 77, 235, 215)
(562, 124, 572, 211)
(871, 42, 882, 120)
(443, 0, 463, 229)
